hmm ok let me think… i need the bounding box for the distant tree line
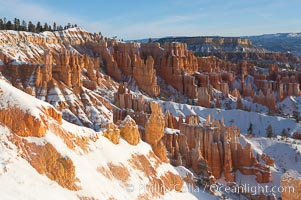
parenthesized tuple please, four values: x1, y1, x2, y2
(0, 17, 78, 33)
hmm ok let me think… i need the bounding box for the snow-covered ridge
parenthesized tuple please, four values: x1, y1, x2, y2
(0, 78, 52, 119)
(287, 33, 301, 38)
(0, 27, 92, 43)
(0, 28, 96, 64)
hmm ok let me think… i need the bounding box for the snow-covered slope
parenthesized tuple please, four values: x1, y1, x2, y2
(278, 96, 301, 117)
(0, 78, 51, 118)
(234, 135, 301, 197)
(0, 78, 212, 200)
(161, 101, 301, 136)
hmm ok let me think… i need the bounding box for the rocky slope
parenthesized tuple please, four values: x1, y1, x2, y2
(0, 77, 205, 200)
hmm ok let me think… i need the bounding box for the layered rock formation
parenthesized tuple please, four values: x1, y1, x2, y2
(1, 28, 301, 116)
(145, 102, 169, 162)
(198, 87, 211, 107)
(113, 83, 272, 184)
(102, 122, 120, 144)
(157, 43, 198, 98)
(114, 83, 150, 112)
(118, 115, 140, 145)
(133, 55, 160, 96)
(163, 115, 271, 183)
(0, 79, 62, 137)
(11, 136, 78, 190)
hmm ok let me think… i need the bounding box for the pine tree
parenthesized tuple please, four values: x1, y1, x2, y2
(21, 20, 27, 31)
(36, 21, 41, 32)
(6, 21, 13, 30)
(13, 18, 20, 31)
(28, 21, 35, 32)
(43, 22, 49, 31)
(247, 122, 253, 134)
(266, 125, 273, 138)
(293, 110, 300, 122)
(0, 19, 3, 30)
(0, 18, 82, 32)
(53, 22, 56, 31)
(3, 17, 6, 29)
(281, 129, 288, 138)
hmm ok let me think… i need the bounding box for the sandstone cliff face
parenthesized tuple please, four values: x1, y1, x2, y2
(145, 102, 169, 162)
(114, 83, 150, 112)
(156, 42, 199, 98)
(10, 136, 78, 190)
(253, 89, 277, 112)
(88, 41, 161, 97)
(163, 114, 271, 183)
(36, 51, 53, 88)
(102, 122, 120, 144)
(53, 50, 83, 89)
(140, 42, 164, 62)
(119, 115, 140, 145)
(3, 49, 117, 129)
(0, 107, 55, 137)
(281, 170, 301, 200)
(198, 87, 211, 108)
(293, 132, 301, 140)
(133, 55, 160, 97)
(0, 79, 62, 137)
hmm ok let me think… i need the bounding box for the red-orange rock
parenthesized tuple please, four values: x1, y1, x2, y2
(133, 55, 160, 97)
(145, 102, 168, 162)
(119, 115, 140, 145)
(261, 153, 275, 167)
(0, 107, 47, 137)
(10, 135, 78, 190)
(162, 113, 271, 183)
(102, 122, 120, 144)
(198, 87, 211, 108)
(164, 111, 181, 129)
(157, 42, 198, 96)
(254, 89, 277, 112)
